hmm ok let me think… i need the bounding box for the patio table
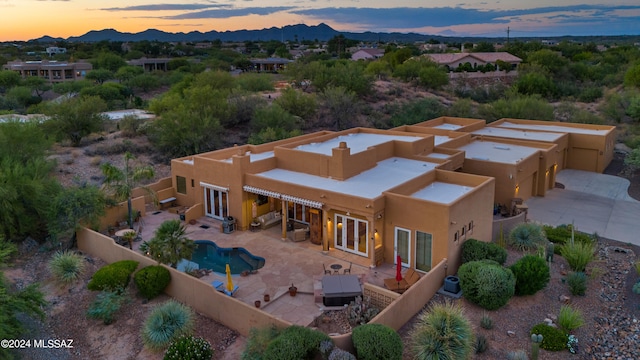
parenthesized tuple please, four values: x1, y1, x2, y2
(321, 274, 362, 306)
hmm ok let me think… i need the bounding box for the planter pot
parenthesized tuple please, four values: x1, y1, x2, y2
(263, 294, 270, 302)
(189, 219, 197, 225)
(254, 300, 261, 308)
(289, 285, 297, 297)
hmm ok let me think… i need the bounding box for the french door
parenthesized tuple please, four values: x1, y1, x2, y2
(204, 187, 228, 220)
(394, 227, 411, 268)
(334, 214, 368, 257)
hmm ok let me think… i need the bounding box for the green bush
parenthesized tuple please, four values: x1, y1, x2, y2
(634, 261, 640, 276)
(509, 255, 550, 296)
(87, 260, 139, 292)
(633, 282, 640, 295)
(134, 265, 171, 300)
(530, 323, 568, 351)
(480, 312, 493, 329)
(461, 238, 507, 264)
(409, 301, 475, 360)
(263, 325, 330, 360)
(142, 300, 194, 351)
(475, 334, 488, 354)
(561, 241, 596, 272)
(49, 251, 86, 285)
(352, 323, 402, 360)
(557, 305, 585, 332)
(459, 260, 515, 310)
(543, 224, 594, 253)
(86, 290, 128, 325)
(242, 325, 281, 360)
(509, 223, 547, 251)
(566, 271, 587, 296)
(164, 335, 213, 360)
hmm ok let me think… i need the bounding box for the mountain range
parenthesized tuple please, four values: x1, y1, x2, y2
(30, 23, 639, 44)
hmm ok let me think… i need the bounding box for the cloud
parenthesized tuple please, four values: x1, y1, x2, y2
(101, 3, 221, 11)
(161, 6, 295, 19)
(290, 5, 640, 30)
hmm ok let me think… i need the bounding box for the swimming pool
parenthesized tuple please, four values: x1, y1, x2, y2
(189, 240, 266, 275)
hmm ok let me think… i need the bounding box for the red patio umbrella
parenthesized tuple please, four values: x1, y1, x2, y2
(395, 255, 403, 287)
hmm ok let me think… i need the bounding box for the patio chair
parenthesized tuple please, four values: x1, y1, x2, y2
(383, 268, 421, 294)
(343, 262, 352, 274)
(323, 264, 332, 275)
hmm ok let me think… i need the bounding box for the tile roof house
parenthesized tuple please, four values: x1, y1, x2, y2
(351, 48, 385, 61)
(424, 52, 522, 70)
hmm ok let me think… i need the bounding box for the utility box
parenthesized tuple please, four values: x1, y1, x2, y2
(444, 276, 460, 293)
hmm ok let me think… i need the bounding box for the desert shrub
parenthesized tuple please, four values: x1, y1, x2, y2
(328, 348, 356, 360)
(566, 271, 587, 296)
(263, 325, 330, 360)
(142, 300, 194, 351)
(509, 255, 550, 296)
(543, 224, 594, 252)
(87, 260, 139, 292)
(86, 289, 128, 325)
(530, 323, 568, 351)
(241, 325, 281, 360)
(633, 282, 640, 295)
(409, 300, 475, 360)
(352, 323, 402, 360)
(557, 305, 585, 332)
(561, 241, 596, 272)
(509, 223, 547, 251)
(480, 312, 494, 329)
(347, 296, 380, 326)
(119, 115, 146, 137)
(134, 265, 171, 300)
(319, 340, 334, 360)
(475, 334, 488, 354)
(507, 350, 528, 360)
(164, 335, 213, 360)
(461, 238, 507, 264)
(49, 250, 86, 285)
(635, 261, 640, 276)
(459, 260, 515, 310)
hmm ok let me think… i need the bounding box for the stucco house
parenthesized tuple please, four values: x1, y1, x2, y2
(424, 52, 522, 71)
(351, 49, 385, 61)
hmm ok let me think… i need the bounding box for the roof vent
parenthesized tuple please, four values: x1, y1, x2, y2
(494, 145, 510, 150)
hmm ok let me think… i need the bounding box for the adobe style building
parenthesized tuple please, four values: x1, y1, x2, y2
(161, 117, 614, 274)
(3, 60, 92, 83)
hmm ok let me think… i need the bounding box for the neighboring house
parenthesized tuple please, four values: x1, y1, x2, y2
(45, 47, 66, 56)
(2, 60, 92, 83)
(127, 58, 171, 72)
(249, 58, 294, 72)
(424, 52, 522, 71)
(162, 117, 614, 274)
(420, 43, 449, 52)
(351, 48, 385, 61)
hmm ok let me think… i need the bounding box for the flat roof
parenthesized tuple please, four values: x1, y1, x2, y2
(457, 140, 540, 164)
(294, 133, 423, 155)
(427, 152, 451, 159)
(256, 157, 438, 199)
(223, 150, 274, 163)
(497, 121, 609, 135)
(412, 182, 473, 204)
(432, 124, 462, 130)
(434, 136, 451, 146)
(472, 127, 564, 142)
(102, 109, 155, 120)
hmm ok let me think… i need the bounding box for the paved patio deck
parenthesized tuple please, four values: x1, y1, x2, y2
(127, 207, 398, 327)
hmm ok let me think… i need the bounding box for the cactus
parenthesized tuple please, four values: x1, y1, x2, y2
(347, 296, 380, 326)
(531, 333, 543, 360)
(546, 243, 555, 262)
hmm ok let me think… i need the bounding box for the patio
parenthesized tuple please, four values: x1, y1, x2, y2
(128, 208, 399, 327)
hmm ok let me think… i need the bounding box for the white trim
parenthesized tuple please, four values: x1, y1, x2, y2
(200, 182, 229, 193)
(242, 185, 281, 199)
(394, 227, 411, 268)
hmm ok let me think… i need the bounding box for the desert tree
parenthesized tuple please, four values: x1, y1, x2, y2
(140, 220, 195, 268)
(101, 152, 155, 229)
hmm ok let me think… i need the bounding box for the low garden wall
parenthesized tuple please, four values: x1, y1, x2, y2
(492, 211, 527, 242)
(76, 227, 291, 337)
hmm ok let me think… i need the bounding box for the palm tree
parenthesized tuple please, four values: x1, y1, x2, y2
(139, 220, 195, 268)
(101, 152, 155, 229)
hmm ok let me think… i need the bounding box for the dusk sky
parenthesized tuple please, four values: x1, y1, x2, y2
(1, 0, 640, 42)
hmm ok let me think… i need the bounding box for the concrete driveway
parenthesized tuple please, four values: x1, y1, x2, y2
(525, 169, 640, 246)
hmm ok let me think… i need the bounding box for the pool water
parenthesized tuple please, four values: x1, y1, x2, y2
(190, 240, 265, 274)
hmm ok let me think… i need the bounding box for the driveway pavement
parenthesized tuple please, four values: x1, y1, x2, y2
(525, 169, 640, 246)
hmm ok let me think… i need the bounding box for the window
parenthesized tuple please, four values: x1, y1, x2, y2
(176, 176, 187, 194)
(416, 231, 432, 272)
(454, 231, 459, 243)
(256, 194, 268, 206)
(468, 221, 474, 235)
